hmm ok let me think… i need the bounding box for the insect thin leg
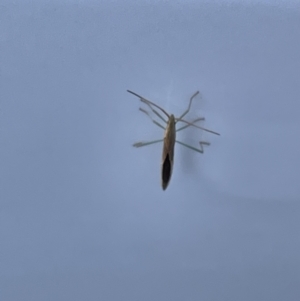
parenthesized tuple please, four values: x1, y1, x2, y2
(140, 100, 168, 124)
(176, 140, 210, 154)
(176, 117, 205, 132)
(139, 108, 166, 130)
(177, 91, 200, 121)
(133, 139, 164, 148)
(176, 119, 220, 136)
(127, 90, 170, 119)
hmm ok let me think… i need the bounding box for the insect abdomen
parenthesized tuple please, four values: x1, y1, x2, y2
(162, 154, 172, 190)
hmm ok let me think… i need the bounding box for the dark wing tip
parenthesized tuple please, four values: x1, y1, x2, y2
(161, 154, 172, 190)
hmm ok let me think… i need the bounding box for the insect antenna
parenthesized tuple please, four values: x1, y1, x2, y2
(127, 90, 170, 119)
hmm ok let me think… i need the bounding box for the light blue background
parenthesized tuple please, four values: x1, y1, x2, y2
(1, 1, 300, 300)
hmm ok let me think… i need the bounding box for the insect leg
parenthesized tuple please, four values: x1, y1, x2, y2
(133, 139, 164, 148)
(176, 117, 205, 132)
(176, 140, 210, 154)
(176, 119, 220, 136)
(139, 108, 166, 130)
(140, 101, 168, 124)
(177, 91, 200, 121)
(127, 90, 170, 119)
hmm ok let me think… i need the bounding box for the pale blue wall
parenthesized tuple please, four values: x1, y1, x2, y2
(1, 1, 300, 300)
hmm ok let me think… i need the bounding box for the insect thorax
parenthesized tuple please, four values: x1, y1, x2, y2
(163, 114, 176, 151)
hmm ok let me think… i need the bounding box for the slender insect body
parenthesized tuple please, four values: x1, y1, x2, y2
(161, 114, 176, 190)
(127, 89, 220, 190)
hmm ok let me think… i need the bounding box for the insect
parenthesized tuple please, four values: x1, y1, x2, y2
(127, 90, 220, 190)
